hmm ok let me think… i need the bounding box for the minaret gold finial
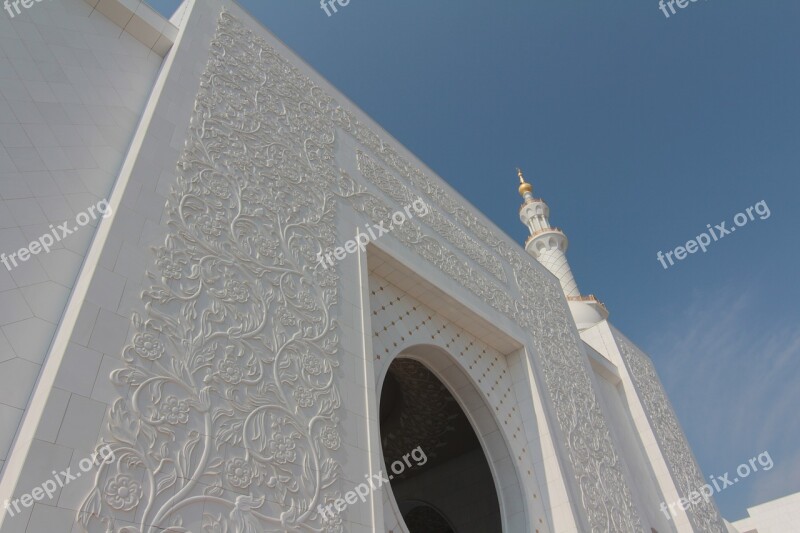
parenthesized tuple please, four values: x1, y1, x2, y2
(517, 168, 533, 196)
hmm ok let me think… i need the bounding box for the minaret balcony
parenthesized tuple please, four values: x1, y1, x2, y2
(519, 199, 549, 223)
(567, 294, 608, 311)
(519, 198, 544, 211)
(525, 227, 566, 248)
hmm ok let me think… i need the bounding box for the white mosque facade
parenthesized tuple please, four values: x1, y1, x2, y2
(0, 0, 771, 531)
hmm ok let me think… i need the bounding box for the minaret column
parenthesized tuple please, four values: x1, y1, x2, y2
(529, 241, 580, 297)
(517, 170, 580, 297)
(516, 169, 608, 330)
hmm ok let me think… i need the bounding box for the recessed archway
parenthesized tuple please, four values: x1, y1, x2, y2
(379, 355, 503, 533)
(368, 267, 546, 532)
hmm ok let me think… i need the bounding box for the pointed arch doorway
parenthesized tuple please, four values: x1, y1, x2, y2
(379, 355, 503, 533)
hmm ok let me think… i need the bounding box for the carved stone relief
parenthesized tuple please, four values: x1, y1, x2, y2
(79, 10, 344, 533)
(356, 151, 507, 284)
(79, 9, 650, 532)
(615, 331, 727, 533)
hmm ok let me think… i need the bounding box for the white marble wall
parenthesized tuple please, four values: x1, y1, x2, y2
(0, 0, 162, 480)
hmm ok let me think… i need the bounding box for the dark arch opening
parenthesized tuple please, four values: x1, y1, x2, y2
(379, 358, 502, 533)
(401, 502, 456, 533)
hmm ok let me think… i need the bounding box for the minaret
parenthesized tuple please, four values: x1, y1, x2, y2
(517, 169, 608, 330)
(517, 168, 580, 297)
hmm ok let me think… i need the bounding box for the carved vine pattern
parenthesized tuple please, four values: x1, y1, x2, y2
(76, 9, 657, 533)
(615, 330, 727, 533)
(356, 151, 507, 284)
(79, 11, 345, 533)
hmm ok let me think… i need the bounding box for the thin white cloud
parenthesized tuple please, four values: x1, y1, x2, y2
(645, 286, 800, 518)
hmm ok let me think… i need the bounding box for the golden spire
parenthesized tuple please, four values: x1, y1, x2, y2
(517, 168, 533, 197)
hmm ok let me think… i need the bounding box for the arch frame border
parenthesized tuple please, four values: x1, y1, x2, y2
(375, 345, 529, 533)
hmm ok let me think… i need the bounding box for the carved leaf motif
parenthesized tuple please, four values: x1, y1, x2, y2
(78, 489, 102, 527)
(178, 431, 201, 478)
(156, 468, 178, 495)
(108, 399, 139, 447)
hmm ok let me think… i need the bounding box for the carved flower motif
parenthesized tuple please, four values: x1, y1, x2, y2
(268, 434, 297, 464)
(133, 333, 164, 361)
(297, 291, 316, 312)
(225, 458, 253, 488)
(293, 386, 314, 408)
(320, 425, 341, 451)
(315, 267, 337, 288)
(104, 475, 142, 511)
(255, 235, 280, 257)
(278, 308, 296, 326)
(302, 355, 324, 376)
(155, 249, 187, 280)
(208, 177, 230, 198)
(158, 396, 190, 425)
(198, 213, 224, 237)
(223, 279, 249, 303)
(241, 186, 268, 204)
(218, 358, 243, 384)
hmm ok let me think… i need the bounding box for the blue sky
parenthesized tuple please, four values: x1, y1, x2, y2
(148, 0, 800, 521)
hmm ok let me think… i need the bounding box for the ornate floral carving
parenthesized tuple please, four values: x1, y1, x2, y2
(80, 8, 648, 532)
(356, 151, 507, 283)
(104, 475, 143, 512)
(337, 175, 517, 317)
(615, 330, 727, 533)
(79, 11, 343, 533)
(225, 458, 254, 489)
